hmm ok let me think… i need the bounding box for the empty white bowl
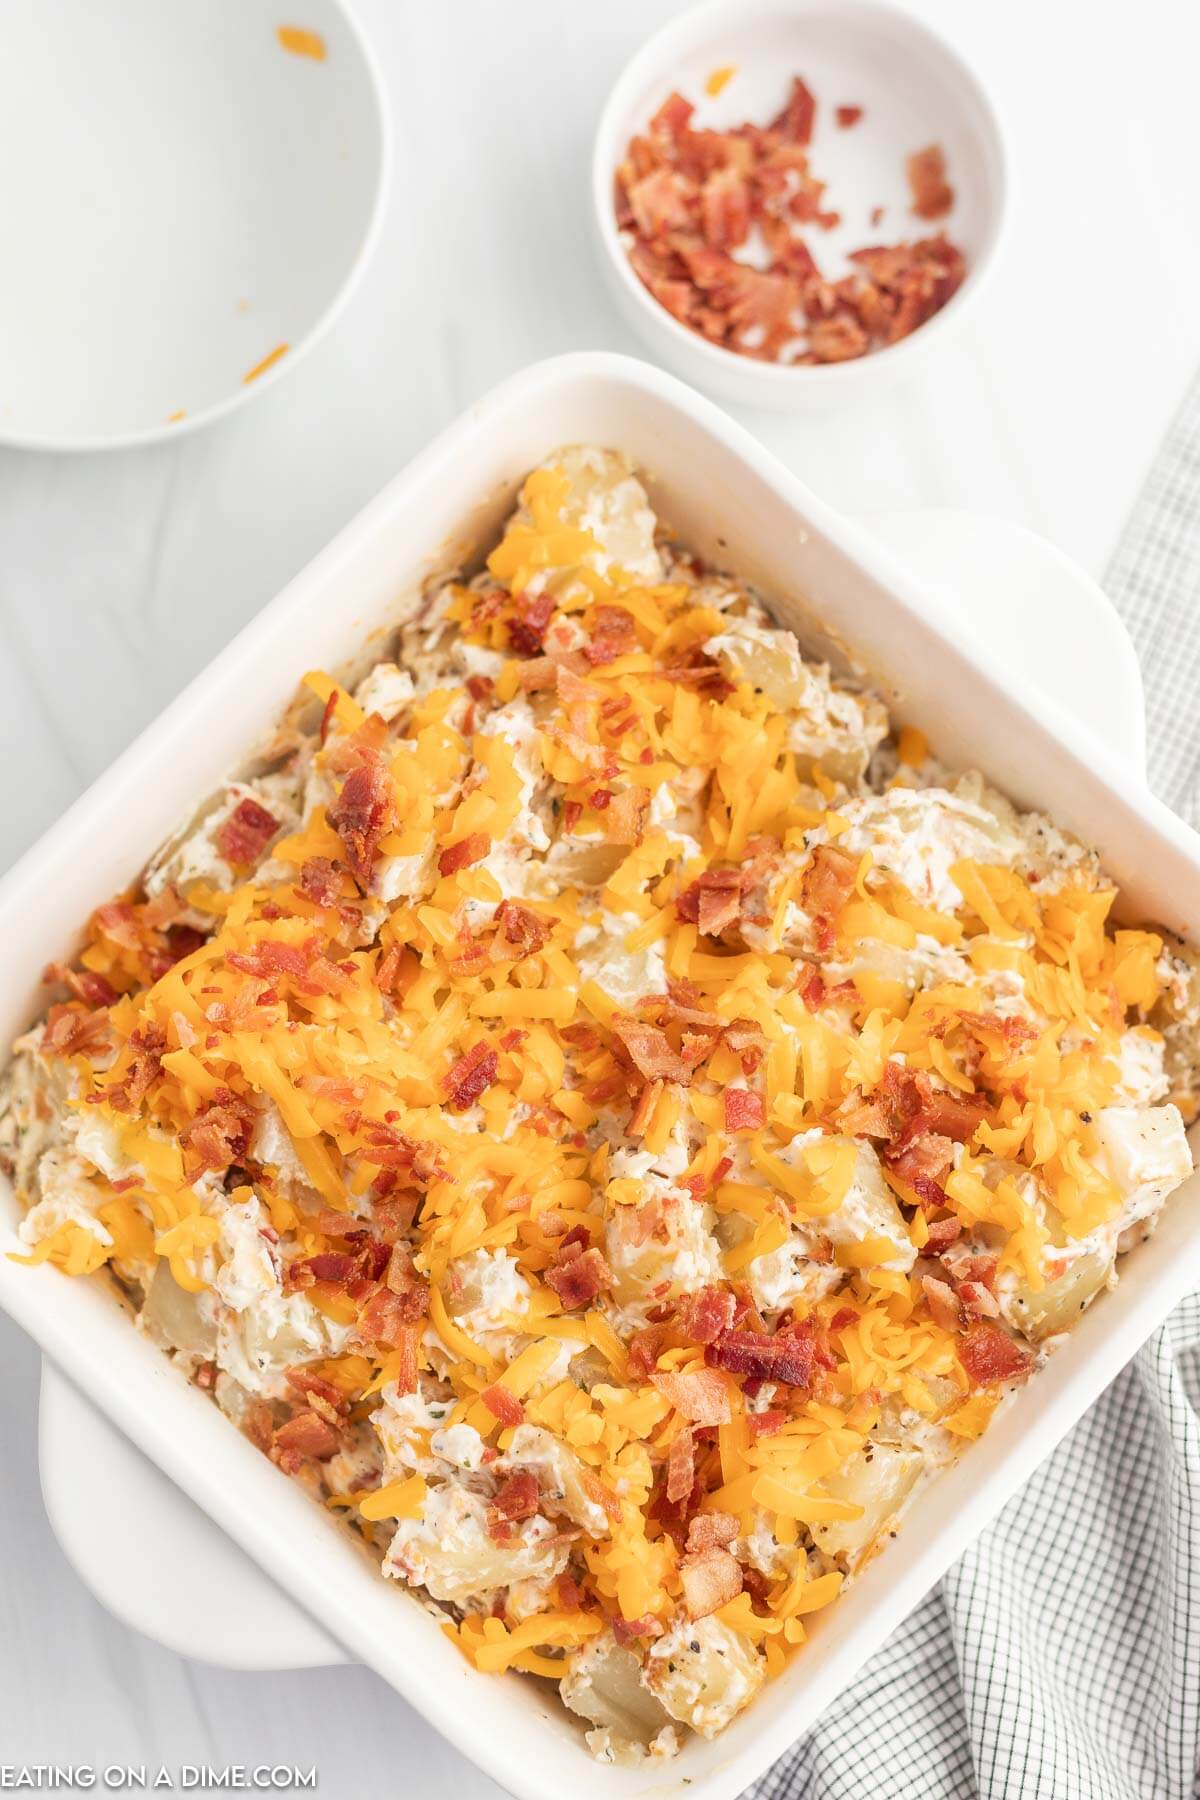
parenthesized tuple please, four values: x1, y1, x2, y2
(0, 0, 389, 451)
(592, 0, 1007, 409)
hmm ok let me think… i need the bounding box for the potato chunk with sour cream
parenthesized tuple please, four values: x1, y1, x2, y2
(809, 1441, 924, 1566)
(385, 1484, 567, 1608)
(559, 1632, 678, 1764)
(642, 1616, 765, 1738)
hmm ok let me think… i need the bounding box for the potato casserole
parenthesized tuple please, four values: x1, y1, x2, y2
(2, 448, 1198, 1763)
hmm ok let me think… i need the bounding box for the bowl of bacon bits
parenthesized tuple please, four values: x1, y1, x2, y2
(593, 0, 1006, 407)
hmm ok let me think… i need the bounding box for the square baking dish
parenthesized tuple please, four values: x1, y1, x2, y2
(2, 352, 1199, 1800)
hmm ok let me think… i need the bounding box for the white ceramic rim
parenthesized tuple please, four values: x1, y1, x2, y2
(591, 0, 1009, 397)
(1, 0, 393, 456)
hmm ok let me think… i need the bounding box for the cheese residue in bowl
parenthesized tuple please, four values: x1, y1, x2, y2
(2, 446, 1197, 1764)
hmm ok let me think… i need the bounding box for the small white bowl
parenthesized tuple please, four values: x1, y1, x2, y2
(592, 0, 1007, 409)
(0, 0, 389, 452)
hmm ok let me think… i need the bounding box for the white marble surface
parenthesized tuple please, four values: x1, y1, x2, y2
(2, 0, 1199, 1793)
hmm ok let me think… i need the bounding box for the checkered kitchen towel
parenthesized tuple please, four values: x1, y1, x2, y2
(750, 388, 1200, 1800)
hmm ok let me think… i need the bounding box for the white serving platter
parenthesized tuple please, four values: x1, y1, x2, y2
(2, 353, 1198, 1800)
(35, 505, 1146, 1676)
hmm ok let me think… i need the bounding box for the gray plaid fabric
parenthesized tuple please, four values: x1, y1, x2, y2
(749, 381, 1200, 1800)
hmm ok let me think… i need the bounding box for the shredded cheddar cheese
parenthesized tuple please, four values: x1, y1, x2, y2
(3, 445, 1194, 1765)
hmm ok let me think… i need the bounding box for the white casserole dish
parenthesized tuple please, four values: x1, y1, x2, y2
(2, 351, 1199, 1800)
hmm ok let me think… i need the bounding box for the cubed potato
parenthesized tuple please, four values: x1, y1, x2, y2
(773, 1134, 915, 1273)
(1094, 1105, 1193, 1242)
(705, 619, 806, 711)
(1004, 1242, 1114, 1342)
(560, 1631, 673, 1755)
(605, 1196, 723, 1311)
(810, 1441, 923, 1565)
(530, 446, 663, 582)
(500, 1424, 612, 1535)
(642, 1615, 765, 1739)
(141, 1260, 218, 1359)
(384, 1482, 567, 1606)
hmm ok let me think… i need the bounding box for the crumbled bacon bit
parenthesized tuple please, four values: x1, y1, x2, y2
(677, 865, 745, 936)
(615, 77, 965, 366)
(584, 604, 638, 665)
(163, 922, 208, 967)
(770, 74, 817, 145)
(748, 1407, 787, 1438)
(679, 1545, 743, 1619)
(216, 798, 279, 867)
(675, 1286, 737, 1345)
(923, 1215, 962, 1252)
(438, 832, 490, 876)
(480, 1383, 525, 1428)
(707, 1326, 816, 1387)
(378, 1255, 429, 1324)
(442, 1041, 499, 1110)
(556, 1572, 584, 1611)
(959, 1279, 1000, 1319)
(356, 1290, 426, 1347)
(272, 1410, 341, 1469)
(628, 1323, 670, 1378)
(908, 143, 954, 220)
(226, 935, 350, 1000)
(958, 1321, 1032, 1387)
(286, 1368, 351, 1417)
(299, 856, 341, 907)
(650, 91, 694, 141)
(318, 689, 338, 745)
(545, 1245, 612, 1310)
(902, 1087, 986, 1147)
(666, 1424, 696, 1504)
(181, 1088, 257, 1171)
(508, 592, 555, 656)
(700, 165, 752, 252)
(490, 1471, 539, 1526)
(494, 900, 551, 957)
(604, 786, 650, 845)
(295, 1251, 355, 1286)
(611, 1016, 688, 1083)
(886, 1128, 955, 1188)
(244, 1402, 276, 1455)
(329, 752, 394, 886)
(40, 1003, 112, 1058)
(651, 1366, 732, 1426)
(797, 964, 825, 1010)
(44, 963, 118, 1009)
(685, 1512, 737, 1553)
(375, 944, 404, 993)
(852, 1064, 986, 1158)
(104, 1024, 166, 1112)
(801, 842, 858, 924)
(628, 1078, 664, 1139)
(724, 1087, 764, 1133)
(919, 1174, 952, 1218)
(807, 312, 869, 363)
(921, 1273, 962, 1335)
